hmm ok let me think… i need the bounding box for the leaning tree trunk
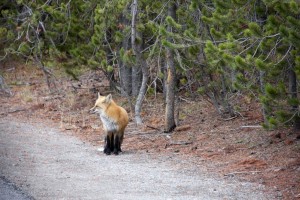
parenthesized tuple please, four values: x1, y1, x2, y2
(164, 1, 177, 133)
(131, 0, 148, 125)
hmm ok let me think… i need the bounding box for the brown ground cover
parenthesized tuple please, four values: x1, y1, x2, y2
(1, 63, 299, 199)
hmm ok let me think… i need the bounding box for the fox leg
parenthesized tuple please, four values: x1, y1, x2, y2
(113, 134, 120, 155)
(109, 133, 114, 153)
(104, 133, 113, 155)
(118, 133, 124, 152)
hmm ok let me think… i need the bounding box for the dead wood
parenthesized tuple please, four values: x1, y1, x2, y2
(224, 171, 262, 176)
(168, 141, 193, 146)
(0, 108, 27, 116)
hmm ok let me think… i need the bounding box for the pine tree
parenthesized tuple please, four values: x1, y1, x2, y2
(201, 0, 300, 129)
(0, 0, 95, 90)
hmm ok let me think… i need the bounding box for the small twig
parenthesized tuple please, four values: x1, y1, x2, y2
(0, 108, 27, 115)
(129, 130, 161, 135)
(146, 125, 161, 131)
(42, 95, 65, 101)
(168, 141, 193, 146)
(223, 116, 238, 121)
(240, 125, 262, 128)
(8, 108, 27, 113)
(178, 96, 192, 103)
(224, 171, 262, 176)
(68, 85, 92, 90)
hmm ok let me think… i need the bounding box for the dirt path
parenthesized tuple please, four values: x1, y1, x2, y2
(0, 176, 33, 200)
(0, 117, 272, 200)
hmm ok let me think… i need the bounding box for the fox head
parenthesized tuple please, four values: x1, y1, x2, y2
(90, 93, 113, 114)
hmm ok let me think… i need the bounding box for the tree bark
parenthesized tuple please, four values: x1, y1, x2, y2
(0, 74, 12, 96)
(34, 54, 56, 93)
(164, 1, 177, 133)
(131, 65, 142, 96)
(134, 54, 148, 125)
(119, 12, 132, 96)
(288, 59, 300, 129)
(131, 0, 148, 125)
(131, 0, 142, 97)
(105, 30, 116, 90)
(119, 38, 132, 96)
(259, 70, 268, 124)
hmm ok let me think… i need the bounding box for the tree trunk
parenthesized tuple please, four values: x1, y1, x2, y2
(288, 61, 300, 129)
(35, 54, 56, 93)
(221, 74, 235, 117)
(163, 59, 167, 100)
(104, 30, 116, 90)
(0, 74, 12, 96)
(119, 12, 132, 96)
(134, 54, 148, 125)
(131, 0, 142, 97)
(131, 0, 148, 125)
(131, 65, 142, 96)
(256, 0, 268, 125)
(164, 1, 177, 133)
(260, 70, 268, 124)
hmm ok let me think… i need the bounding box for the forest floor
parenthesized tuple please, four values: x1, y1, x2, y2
(1, 62, 300, 199)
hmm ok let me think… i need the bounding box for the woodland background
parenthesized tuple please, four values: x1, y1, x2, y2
(0, 0, 300, 131)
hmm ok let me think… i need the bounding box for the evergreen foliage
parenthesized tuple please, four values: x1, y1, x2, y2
(0, 0, 299, 129)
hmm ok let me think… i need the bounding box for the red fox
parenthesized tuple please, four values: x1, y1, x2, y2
(90, 93, 129, 155)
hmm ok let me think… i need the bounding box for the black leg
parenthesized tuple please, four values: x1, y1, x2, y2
(118, 133, 123, 152)
(113, 135, 120, 155)
(109, 133, 114, 153)
(104, 135, 111, 155)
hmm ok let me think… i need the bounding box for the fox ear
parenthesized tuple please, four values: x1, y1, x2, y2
(105, 94, 112, 103)
(98, 92, 101, 98)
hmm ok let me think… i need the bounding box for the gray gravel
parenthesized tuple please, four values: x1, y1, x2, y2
(0, 118, 272, 200)
(0, 176, 33, 200)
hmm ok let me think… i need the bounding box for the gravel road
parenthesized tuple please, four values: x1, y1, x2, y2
(0, 117, 271, 200)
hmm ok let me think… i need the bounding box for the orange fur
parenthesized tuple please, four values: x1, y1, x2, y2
(90, 93, 128, 155)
